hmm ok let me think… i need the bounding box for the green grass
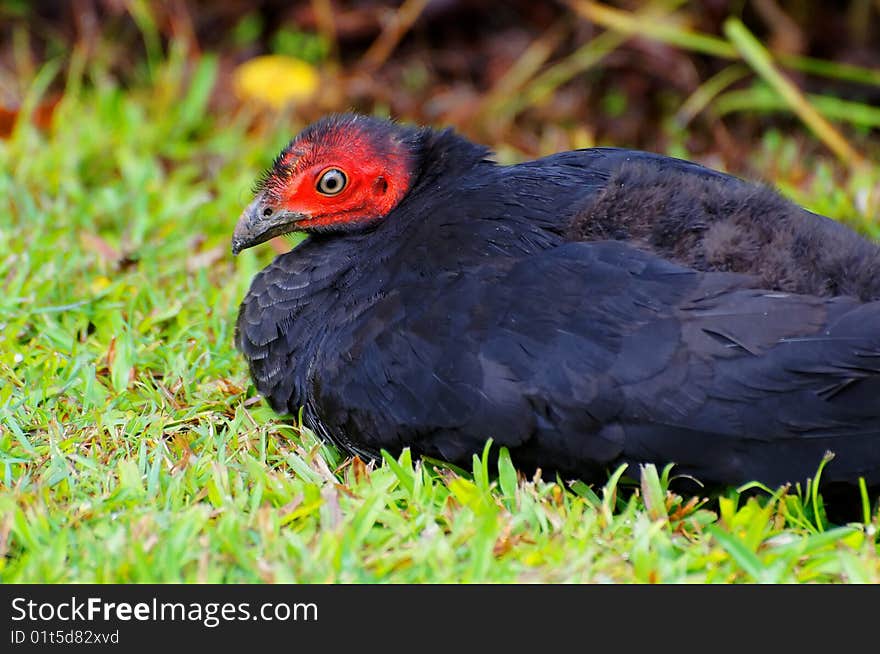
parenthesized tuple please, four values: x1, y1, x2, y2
(1, 54, 880, 583)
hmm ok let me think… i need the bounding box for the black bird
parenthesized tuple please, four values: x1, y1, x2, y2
(233, 113, 880, 495)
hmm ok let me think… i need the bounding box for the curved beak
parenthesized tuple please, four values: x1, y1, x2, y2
(231, 193, 309, 255)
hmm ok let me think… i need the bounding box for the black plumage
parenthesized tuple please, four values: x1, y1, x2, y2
(234, 114, 880, 494)
(567, 159, 880, 300)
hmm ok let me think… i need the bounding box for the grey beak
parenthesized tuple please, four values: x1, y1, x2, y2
(231, 194, 308, 255)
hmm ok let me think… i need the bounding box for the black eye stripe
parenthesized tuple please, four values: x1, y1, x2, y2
(317, 169, 347, 196)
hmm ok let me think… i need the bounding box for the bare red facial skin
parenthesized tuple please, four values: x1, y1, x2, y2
(261, 119, 414, 231)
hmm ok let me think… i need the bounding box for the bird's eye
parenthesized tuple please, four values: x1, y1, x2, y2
(316, 168, 348, 196)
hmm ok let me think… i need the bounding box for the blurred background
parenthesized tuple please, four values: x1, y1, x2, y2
(3, 0, 880, 178)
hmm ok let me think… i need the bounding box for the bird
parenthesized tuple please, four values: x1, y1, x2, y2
(232, 113, 880, 498)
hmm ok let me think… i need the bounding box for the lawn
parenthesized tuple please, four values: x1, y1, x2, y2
(2, 24, 880, 583)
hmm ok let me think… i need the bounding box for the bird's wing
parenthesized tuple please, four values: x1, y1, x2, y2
(314, 240, 880, 486)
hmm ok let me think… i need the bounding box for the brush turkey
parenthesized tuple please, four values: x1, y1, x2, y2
(233, 114, 880, 493)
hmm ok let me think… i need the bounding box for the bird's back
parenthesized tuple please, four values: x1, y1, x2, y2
(508, 147, 880, 300)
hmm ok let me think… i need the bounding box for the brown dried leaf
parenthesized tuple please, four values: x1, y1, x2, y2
(352, 456, 369, 484)
(79, 231, 121, 263)
(186, 244, 226, 272)
(320, 484, 343, 529)
(105, 336, 117, 369)
(0, 95, 60, 139)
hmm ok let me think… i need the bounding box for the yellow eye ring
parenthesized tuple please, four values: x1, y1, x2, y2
(316, 168, 348, 196)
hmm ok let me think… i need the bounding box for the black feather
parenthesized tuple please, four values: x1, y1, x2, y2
(235, 117, 880, 496)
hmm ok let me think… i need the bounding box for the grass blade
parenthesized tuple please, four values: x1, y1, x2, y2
(640, 463, 668, 523)
(497, 447, 518, 508)
(714, 85, 880, 129)
(723, 18, 864, 168)
(569, 1, 880, 87)
(569, 1, 736, 58)
(707, 525, 768, 582)
(677, 64, 750, 126)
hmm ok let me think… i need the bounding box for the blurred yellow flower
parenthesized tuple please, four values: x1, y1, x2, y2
(90, 276, 111, 293)
(233, 55, 320, 109)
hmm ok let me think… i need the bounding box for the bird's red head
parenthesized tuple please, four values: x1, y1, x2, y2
(232, 114, 417, 254)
